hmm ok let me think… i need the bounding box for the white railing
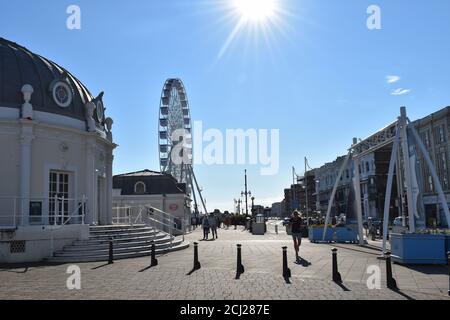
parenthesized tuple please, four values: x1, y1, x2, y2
(0, 196, 86, 228)
(112, 204, 187, 248)
(112, 206, 132, 225)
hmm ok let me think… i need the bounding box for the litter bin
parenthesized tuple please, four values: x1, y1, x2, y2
(285, 223, 292, 236)
(252, 214, 266, 235)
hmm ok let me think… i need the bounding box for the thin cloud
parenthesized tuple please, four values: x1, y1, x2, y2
(386, 75, 401, 84)
(391, 88, 411, 96)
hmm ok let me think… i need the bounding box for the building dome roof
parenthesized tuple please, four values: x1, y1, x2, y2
(0, 37, 105, 124)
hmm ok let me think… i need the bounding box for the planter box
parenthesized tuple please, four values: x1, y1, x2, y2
(309, 227, 334, 243)
(334, 227, 359, 243)
(446, 235, 450, 255)
(390, 233, 447, 265)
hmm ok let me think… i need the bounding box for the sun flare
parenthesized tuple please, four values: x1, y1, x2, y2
(234, 0, 276, 22)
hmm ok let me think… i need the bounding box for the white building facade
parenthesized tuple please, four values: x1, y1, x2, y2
(0, 38, 116, 262)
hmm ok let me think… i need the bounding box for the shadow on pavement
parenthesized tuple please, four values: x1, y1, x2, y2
(91, 262, 111, 270)
(334, 281, 351, 292)
(389, 288, 415, 300)
(0, 261, 65, 273)
(406, 265, 448, 276)
(295, 257, 312, 267)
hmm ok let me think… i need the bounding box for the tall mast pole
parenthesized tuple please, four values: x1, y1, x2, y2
(245, 169, 249, 216)
(305, 157, 309, 226)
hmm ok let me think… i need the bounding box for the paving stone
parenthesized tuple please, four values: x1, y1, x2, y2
(0, 226, 449, 300)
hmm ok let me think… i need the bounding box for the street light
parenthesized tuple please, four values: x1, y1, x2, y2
(251, 196, 255, 215)
(241, 169, 252, 217)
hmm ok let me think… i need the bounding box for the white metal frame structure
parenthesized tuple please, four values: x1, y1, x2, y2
(158, 78, 193, 184)
(158, 79, 208, 217)
(322, 107, 450, 252)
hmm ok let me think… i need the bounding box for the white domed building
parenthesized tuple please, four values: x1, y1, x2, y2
(0, 38, 116, 262)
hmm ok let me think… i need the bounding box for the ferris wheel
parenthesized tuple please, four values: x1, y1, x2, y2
(158, 79, 208, 215)
(158, 78, 208, 216)
(158, 78, 193, 184)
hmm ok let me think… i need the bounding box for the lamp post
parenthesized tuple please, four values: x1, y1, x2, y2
(234, 198, 242, 215)
(241, 169, 252, 217)
(251, 196, 255, 216)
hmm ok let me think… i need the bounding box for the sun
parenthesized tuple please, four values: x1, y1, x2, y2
(234, 0, 276, 22)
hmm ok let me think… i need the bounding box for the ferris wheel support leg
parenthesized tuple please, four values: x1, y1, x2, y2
(189, 165, 208, 215)
(188, 167, 199, 214)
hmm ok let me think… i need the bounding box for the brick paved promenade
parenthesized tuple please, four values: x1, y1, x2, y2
(1, 222, 449, 300)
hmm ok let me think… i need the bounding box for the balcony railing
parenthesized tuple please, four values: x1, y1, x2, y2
(0, 196, 86, 228)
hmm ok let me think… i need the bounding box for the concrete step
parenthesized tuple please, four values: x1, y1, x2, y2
(46, 224, 189, 263)
(75, 232, 166, 245)
(54, 238, 183, 257)
(88, 230, 159, 240)
(47, 241, 190, 263)
(89, 224, 146, 231)
(89, 226, 153, 235)
(65, 236, 173, 251)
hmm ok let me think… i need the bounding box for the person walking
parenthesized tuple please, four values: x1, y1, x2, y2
(208, 213, 218, 239)
(202, 215, 210, 240)
(290, 211, 304, 263)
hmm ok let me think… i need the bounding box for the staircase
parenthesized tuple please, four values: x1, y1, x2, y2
(47, 224, 189, 263)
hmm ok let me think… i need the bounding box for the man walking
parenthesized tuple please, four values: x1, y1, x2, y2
(202, 215, 210, 240)
(208, 213, 218, 240)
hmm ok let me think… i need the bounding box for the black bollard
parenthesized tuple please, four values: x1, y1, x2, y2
(385, 251, 398, 290)
(236, 244, 245, 278)
(150, 241, 158, 267)
(447, 251, 450, 297)
(282, 247, 291, 281)
(108, 238, 114, 264)
(332, 248, 342, 283)
(193, 242, 201, 270)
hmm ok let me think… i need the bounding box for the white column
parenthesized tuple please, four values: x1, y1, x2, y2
(85, 141, 96, 225)
(105, 153, 114, 225)
(322, 151, 351, 241)
(399, 107, 416, 233)
(19, 121, 34, 226)
(408, 121, 450, 230)
(382, 130, 400, 254)
(353, 156, 365, 245)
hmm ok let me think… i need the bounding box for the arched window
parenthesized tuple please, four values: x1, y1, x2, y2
(134, 181, 146, 194)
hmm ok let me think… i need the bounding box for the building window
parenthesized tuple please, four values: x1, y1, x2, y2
(435, 125, 446, 144)
(421, 130, 431, 148)
(428, 175, 434, 193)
(440, 152, 449, 190)
(49, 171, 70, 225)
(365, 162, 370, 173)
(134, 181, 146, 194)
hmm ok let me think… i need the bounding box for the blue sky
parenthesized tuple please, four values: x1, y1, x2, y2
(2, 0, 450, 212)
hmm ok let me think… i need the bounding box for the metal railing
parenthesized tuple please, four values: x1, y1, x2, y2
(112, 206, 132, 225)
(111, 204, 187, 249)
(0, 196, 86, 228)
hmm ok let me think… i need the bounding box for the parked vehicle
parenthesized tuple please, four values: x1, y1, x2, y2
(393, 216, 409, 226)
